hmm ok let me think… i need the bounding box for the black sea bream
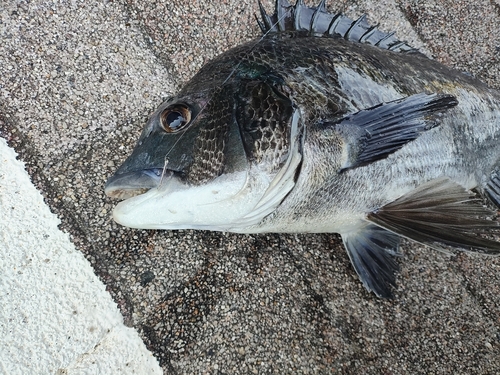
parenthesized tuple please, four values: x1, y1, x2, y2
(105, 0, 500, 297)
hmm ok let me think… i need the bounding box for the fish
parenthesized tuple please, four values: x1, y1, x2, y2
(105, 0, 500, 298)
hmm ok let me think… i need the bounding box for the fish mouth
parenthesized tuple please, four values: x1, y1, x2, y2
(104, 168, 173, 200)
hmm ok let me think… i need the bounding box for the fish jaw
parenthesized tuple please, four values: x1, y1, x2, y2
(104, 168, 165, 200)
(111, 169, 272, 231)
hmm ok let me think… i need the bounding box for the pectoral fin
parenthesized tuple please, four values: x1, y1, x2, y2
(334, 93, 458, 171)
(341, 223, 401, 298)
(367, 178, 500, 254)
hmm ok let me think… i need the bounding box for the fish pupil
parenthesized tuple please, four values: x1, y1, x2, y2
(166, 111, 185, 129)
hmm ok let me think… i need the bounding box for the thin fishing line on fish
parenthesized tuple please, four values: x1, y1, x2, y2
(158, 5, 293, 187)
(159, 156, 169, 186)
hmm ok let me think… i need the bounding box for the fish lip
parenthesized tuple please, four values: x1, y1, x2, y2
(105, 168, 174, 200)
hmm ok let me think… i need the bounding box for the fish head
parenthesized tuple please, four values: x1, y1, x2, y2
(105, 58, 303, 231)
(105, 86, 239, 194)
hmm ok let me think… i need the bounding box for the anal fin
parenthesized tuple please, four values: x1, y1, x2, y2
(368, 178, 500, 254)
(485, 167, 500, 209)
(342, 223, 401, 298)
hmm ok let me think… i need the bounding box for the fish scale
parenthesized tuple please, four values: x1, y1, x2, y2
(105, 0, 500, 298)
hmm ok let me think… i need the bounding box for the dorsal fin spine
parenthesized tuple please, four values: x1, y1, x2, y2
(258, 0, 273, 31)
(258, 0, 420, 54)
(388, 41, 408, 51)
(294, 0, 303, 30)
(359, 25, 378, 43)
(276, 0, 290, 31)
(327, 13, 342, 35)
(375, 31, 396, 46)
(256, 16, 266, 33)
(310, 1, 325, 31)
(345, 14, 367, 40)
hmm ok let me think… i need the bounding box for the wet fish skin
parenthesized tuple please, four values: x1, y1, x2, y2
(105, 0, 500, 298)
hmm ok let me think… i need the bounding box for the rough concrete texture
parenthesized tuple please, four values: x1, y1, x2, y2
(1, 0, 500, 374)
(0, 139, 161, 374)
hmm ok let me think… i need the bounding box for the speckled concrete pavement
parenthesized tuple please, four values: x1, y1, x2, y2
(1, 0, 500, 373)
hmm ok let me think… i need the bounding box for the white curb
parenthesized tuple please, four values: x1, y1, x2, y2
(0, 138, 162, 375)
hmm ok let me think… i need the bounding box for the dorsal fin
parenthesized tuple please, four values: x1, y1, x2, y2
(257, 0, 419, 54)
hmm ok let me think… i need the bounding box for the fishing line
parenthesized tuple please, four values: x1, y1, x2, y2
(158, 3, 292, 186)
(159, 156, 169, 186)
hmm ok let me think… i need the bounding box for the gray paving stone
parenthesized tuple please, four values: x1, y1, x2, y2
(1, 0, 499, 373)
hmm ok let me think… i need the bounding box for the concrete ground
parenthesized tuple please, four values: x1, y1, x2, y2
(1, 0, 500, 374)
(0, 138, 162, 374)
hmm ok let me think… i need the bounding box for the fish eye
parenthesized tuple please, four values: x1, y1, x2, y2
(160, 104, 192, 133)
